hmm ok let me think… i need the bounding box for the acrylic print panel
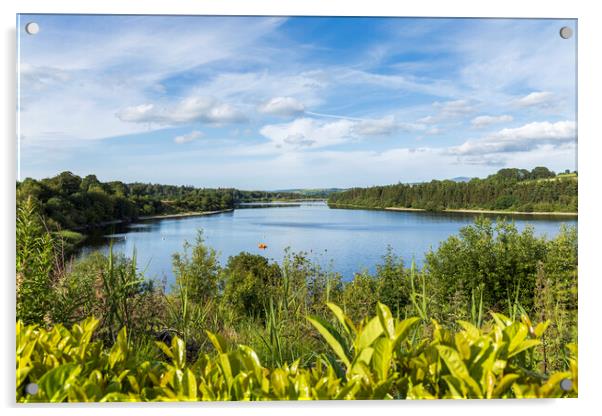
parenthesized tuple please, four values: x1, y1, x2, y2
(16, 14, 577, 402)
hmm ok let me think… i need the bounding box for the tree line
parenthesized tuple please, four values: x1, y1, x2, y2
(16, 171, 303, 231)
(328, 167, 577, 213)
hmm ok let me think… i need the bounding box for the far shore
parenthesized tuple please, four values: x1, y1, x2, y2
(328, 203, 577, 217)
(138, 208, 233, 221)
(386, 207, 577, 216)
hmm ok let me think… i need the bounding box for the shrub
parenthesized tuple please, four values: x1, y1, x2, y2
(17, 304, 577, 402)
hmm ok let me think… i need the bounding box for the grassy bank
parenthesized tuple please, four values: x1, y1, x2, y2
(329, 203, 578, 216)
(138, 208, 233, 220)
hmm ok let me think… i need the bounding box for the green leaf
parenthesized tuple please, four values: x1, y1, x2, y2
(37, 363, 82, 402)
(507, 324, 529, 355)
(376, 302, 395, 339)
(327, 302, 356, 336)
(179, 368, 197, 400)
(357, 317, 383, 350)
(492, 374, 520, 398)
(270, 368, 288, 398)
(393, 317, 420, 348)
(172, 337, 186, 368)
(508, 339, 540, 358)
(307, 315, 350, 368)
(155, 341, 174, 359)
(372, 337, 393, 381)
(436, 345, 482, 398)
(108, 327, 128, 369)
(206, 331, 228, 354)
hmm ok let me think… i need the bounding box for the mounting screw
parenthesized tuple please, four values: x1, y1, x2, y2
(559, 26, 573, 39)
(25, 383, 39, 395)
(25, 22, 40, 35)
(560, 378, 573, 391)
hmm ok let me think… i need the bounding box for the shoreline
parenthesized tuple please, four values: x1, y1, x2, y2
(328, 203, 577, 217)
(137, 208, 233, 221)
(440, 208, 577, 217)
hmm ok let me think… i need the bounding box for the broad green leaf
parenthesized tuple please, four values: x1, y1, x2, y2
(271, 368, 288, 397)
(393, 317, 420, 348)
(37, 363, 81, 402)
(508, 339, 540, 358)
(436, 345, 482, 398)
(155, 341, 174, 359)
(357, 317, 383, 350)
(508, 325, 529, 355)
(376, 302, 395, 339)
(172, 337, 186, 368)
(457, 320, 481, 341)
(372, 338, 393, 381)
(307, 315, 350, 367)
(205, 331, 228, 354)
(492, 374, 520, 398)
(327, 302, 356, 336)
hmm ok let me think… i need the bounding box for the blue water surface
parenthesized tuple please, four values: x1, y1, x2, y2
(79, 202, 577, 286)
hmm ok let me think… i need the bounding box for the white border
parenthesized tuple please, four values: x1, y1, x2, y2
(2, 1, 601, 415)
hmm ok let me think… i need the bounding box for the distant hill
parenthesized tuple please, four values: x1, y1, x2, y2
(450, 176, 473, 183)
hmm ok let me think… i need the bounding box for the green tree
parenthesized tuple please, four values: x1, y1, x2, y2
(374, 246, 408, 316)
(425, 217, 547, 314)
(172, 231, 221, 304)
(222, 252, 282, 317)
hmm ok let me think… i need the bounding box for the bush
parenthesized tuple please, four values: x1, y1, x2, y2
(222, 253, 283, 318)
(425, 218, 547, 313)
(16, 303, 577, 402)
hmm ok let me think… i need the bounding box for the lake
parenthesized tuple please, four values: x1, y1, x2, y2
(79, 202, 577, 286)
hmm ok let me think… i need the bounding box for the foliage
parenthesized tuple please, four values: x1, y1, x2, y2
(425, 217, 547, 313)
(16, 171, 307, 231)
(172, 231, 220, 304)
(222, 252, 283, 317)
(16, 197, 56, 325)
(16, 303, 577, 402)
(15, 195, 578, 402)
(328, 167, 577, 213)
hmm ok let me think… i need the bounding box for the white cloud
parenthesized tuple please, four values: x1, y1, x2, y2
(354, 116, 403, 136)
(417, 115, 437, 124)
(471, 114, 513, 128)
(116, 96, 247, 126)
(259, 116, 423, 150)
(258, 97, 305, 117)
(450, 120, 576, 157)
(516, 91, 555, 107)
(260, 118, 355, 149)
(174, 130, 203, 144)
(434, 99, 474, 117)
(419, 99, 475, 124)
(116, 104, 156, 123)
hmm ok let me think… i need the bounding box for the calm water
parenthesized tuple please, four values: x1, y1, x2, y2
(79, 202, 576, 285)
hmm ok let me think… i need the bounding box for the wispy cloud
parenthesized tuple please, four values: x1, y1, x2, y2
(259, 116, 425, 150)
(174, 130, 203, 144)
(117, 97, 247, 126)
(471, 114, 513, 128)
(516, 91, 556, 107)
(450, 121, 576, 157)
(257, 97, 306, 117)
(419, 99, 475, 124)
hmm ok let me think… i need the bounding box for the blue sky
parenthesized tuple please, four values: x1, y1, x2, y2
(17, 15, 577, 189)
